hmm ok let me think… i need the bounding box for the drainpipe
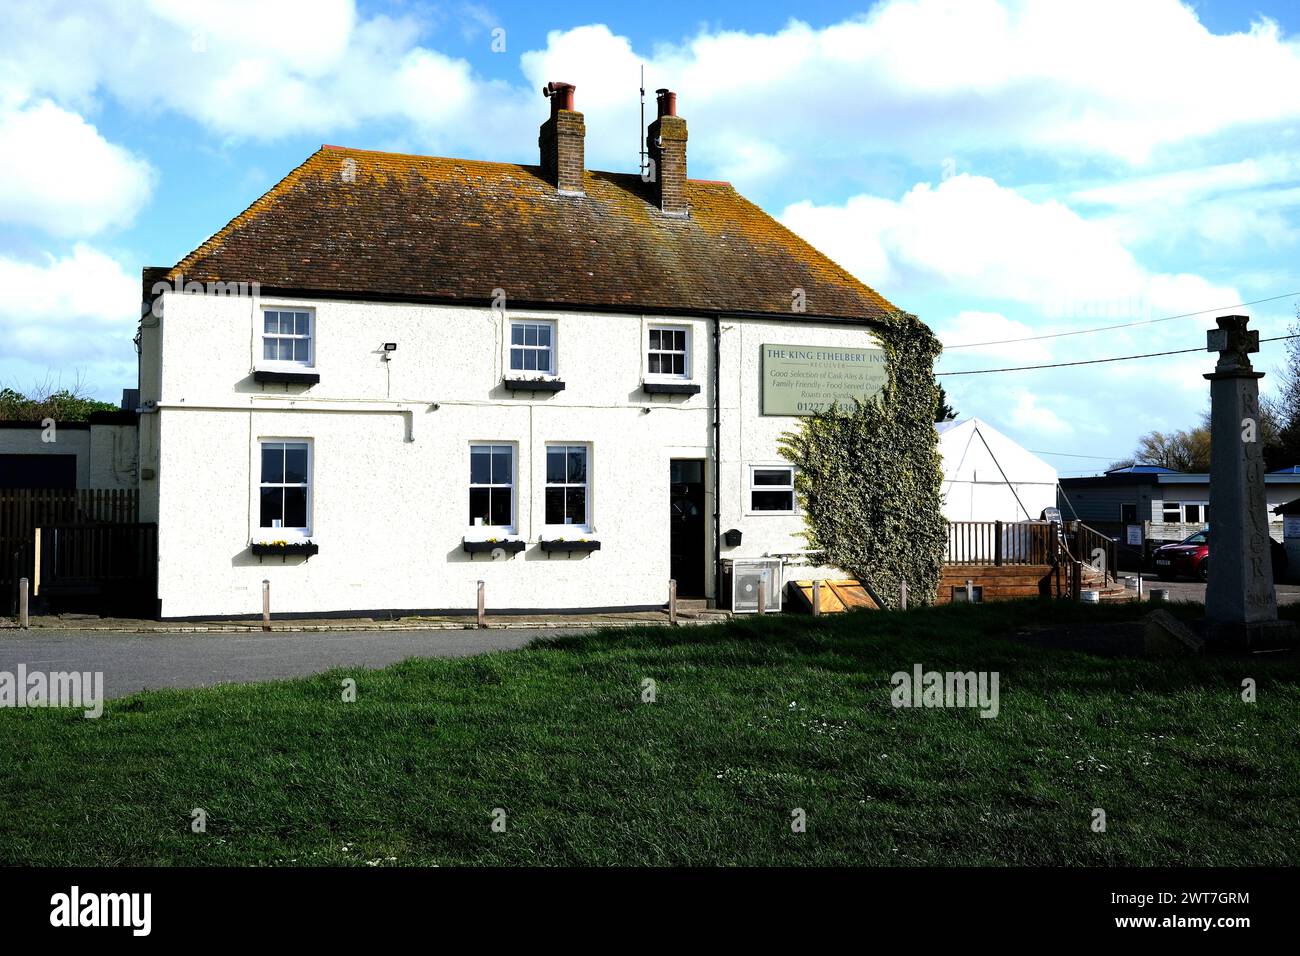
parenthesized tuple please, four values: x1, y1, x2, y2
(712, 314, 722, 607)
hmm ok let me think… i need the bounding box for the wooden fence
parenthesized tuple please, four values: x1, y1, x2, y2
(0, 488, 138, 541)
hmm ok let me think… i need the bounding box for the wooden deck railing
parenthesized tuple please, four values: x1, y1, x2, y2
(945, 520, 1058, 566)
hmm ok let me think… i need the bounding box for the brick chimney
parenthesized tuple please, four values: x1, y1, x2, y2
(539, 81, 585, 195)
(647, 88, 687, 217)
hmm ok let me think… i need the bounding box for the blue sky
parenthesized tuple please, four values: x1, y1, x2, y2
(2, 0, 1299, 474)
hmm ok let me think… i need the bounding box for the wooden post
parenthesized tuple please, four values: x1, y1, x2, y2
(757, 583, 766, 615)
(1071, 560, 1082, 602)
(899, 579, 908, 611)
(18, 577, 28, 628)
(812, 580, 822, 617)
(668, 578, 678, 626)
(477, 580, 486, 629)
(993, 520, 1003, 567)
(261, 579, 271, 631)
(32, 528, 41, 597)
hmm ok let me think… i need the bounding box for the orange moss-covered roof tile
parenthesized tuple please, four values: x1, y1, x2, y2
(162, 146, 899, 322)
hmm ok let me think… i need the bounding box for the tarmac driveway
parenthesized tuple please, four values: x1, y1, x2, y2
(0, 628, 583, 700)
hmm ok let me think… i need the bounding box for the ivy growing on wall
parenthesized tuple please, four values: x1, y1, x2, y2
(778, 310, 947, 606)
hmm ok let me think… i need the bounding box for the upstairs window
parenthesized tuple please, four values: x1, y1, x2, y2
(260, 441, 310, 533)
(648, 326, 689, 378)
(263, 309, 313, 366)
(510, 320, 555, 374)
(546, 445, 588, 526)
(469, 444, 514, 530)
(749, 465, 796, 514)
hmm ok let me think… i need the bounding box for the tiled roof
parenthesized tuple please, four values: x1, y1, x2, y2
(157, 146, 898, 323)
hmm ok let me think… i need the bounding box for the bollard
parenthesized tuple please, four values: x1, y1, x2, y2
(262, 579, 271, 631)
(965, 579, 974, 604)
(477, 580, 486, 629)
(899, 579, 908, 611)
(18, 577, 29, 628)
(757, 583, 766, 615)
(812, 580, 822, 617)
(668, 578, 677, 626)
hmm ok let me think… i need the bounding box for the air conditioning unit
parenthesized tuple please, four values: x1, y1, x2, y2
(730, 558, 783, 613)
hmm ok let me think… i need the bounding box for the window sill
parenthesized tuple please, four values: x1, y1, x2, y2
(251, 541, 318, 561)
(462, 538, 526, 556)
(254, 369, 320, 385)
(503, 377, 565, 393)
(641, 380, 700, 396)
(540, 539, 601, 555)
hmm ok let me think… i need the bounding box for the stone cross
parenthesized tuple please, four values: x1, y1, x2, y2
(1203, 314, 1294, 650)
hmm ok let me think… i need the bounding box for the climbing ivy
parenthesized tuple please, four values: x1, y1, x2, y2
(778, 310, 947, 606)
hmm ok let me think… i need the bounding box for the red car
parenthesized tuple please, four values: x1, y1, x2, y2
(1152, 530, 1287, 582)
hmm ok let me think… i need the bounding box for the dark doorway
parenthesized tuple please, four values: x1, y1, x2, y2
(670, 459, 706, 597)
(0, 454, 76, 489)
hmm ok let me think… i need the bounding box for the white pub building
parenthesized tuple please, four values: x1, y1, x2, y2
(137, 85, 900, 618)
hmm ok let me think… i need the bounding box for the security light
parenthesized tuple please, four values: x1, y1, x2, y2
(383, 342, 398, 351)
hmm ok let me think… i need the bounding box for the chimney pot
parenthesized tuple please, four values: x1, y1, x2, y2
(544, 81, 576, 116)
(655, 88, 676, 118)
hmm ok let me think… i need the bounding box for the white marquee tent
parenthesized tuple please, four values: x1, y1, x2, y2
(937, 418, 1059, 522)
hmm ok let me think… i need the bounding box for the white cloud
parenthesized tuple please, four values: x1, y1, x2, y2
(781, 173, 1240, 320)
(1008, 388, 1071, 435)
(0, 100, 154, 235)
(0, 244, 139, 366)
(933, 311, 1053, 362)
(4, 1, 1299, 173)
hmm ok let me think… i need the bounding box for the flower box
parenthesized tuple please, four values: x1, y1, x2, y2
(503, 378, 565, 393)
(641, 381, 701, 396)
(253, 369, 320, 386)
(463, 538, 526, 556)
(251, 541, 319, 561)
(539, 539, 601, 555)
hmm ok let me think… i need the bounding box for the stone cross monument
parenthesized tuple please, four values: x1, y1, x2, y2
(1204, 314, 1295, 651)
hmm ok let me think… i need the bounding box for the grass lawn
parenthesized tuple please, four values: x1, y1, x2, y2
(1, 600, 1297, 866)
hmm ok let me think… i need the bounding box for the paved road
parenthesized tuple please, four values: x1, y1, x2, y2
(0, 628, 583, 700)
(1126, 575, 1300, 605)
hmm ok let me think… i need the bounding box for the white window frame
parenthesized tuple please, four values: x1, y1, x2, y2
(645, 324, 691, 380)
(747, 464, 797, 515)
(256, 439, 312, 539)
(1182, 501, 1209, 524)
(468, 443, 516, 534)
(544, 443, 591, 532)
(507, 319, 558, 378)
(259, 307, 315, 369)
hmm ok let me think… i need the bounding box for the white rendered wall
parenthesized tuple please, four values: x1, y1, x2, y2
(151, 290, 887, 616)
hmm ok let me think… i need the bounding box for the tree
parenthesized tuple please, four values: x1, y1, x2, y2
(1264, 305, 1300, 469)
(934, 384, 957, 423)
(1133, 427, 1211, 471)
(0, 378, 117, 422)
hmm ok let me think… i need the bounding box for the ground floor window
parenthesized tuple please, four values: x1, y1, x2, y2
(749, 465, 795, 513)
(260, 441, 310, 533)
(470, 444, 514, 529)
(1161, 500, 1208, 523)
(546, 445, 588, 526)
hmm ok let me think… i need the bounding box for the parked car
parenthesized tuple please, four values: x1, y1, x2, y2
(1151, 529, 1288, 582)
